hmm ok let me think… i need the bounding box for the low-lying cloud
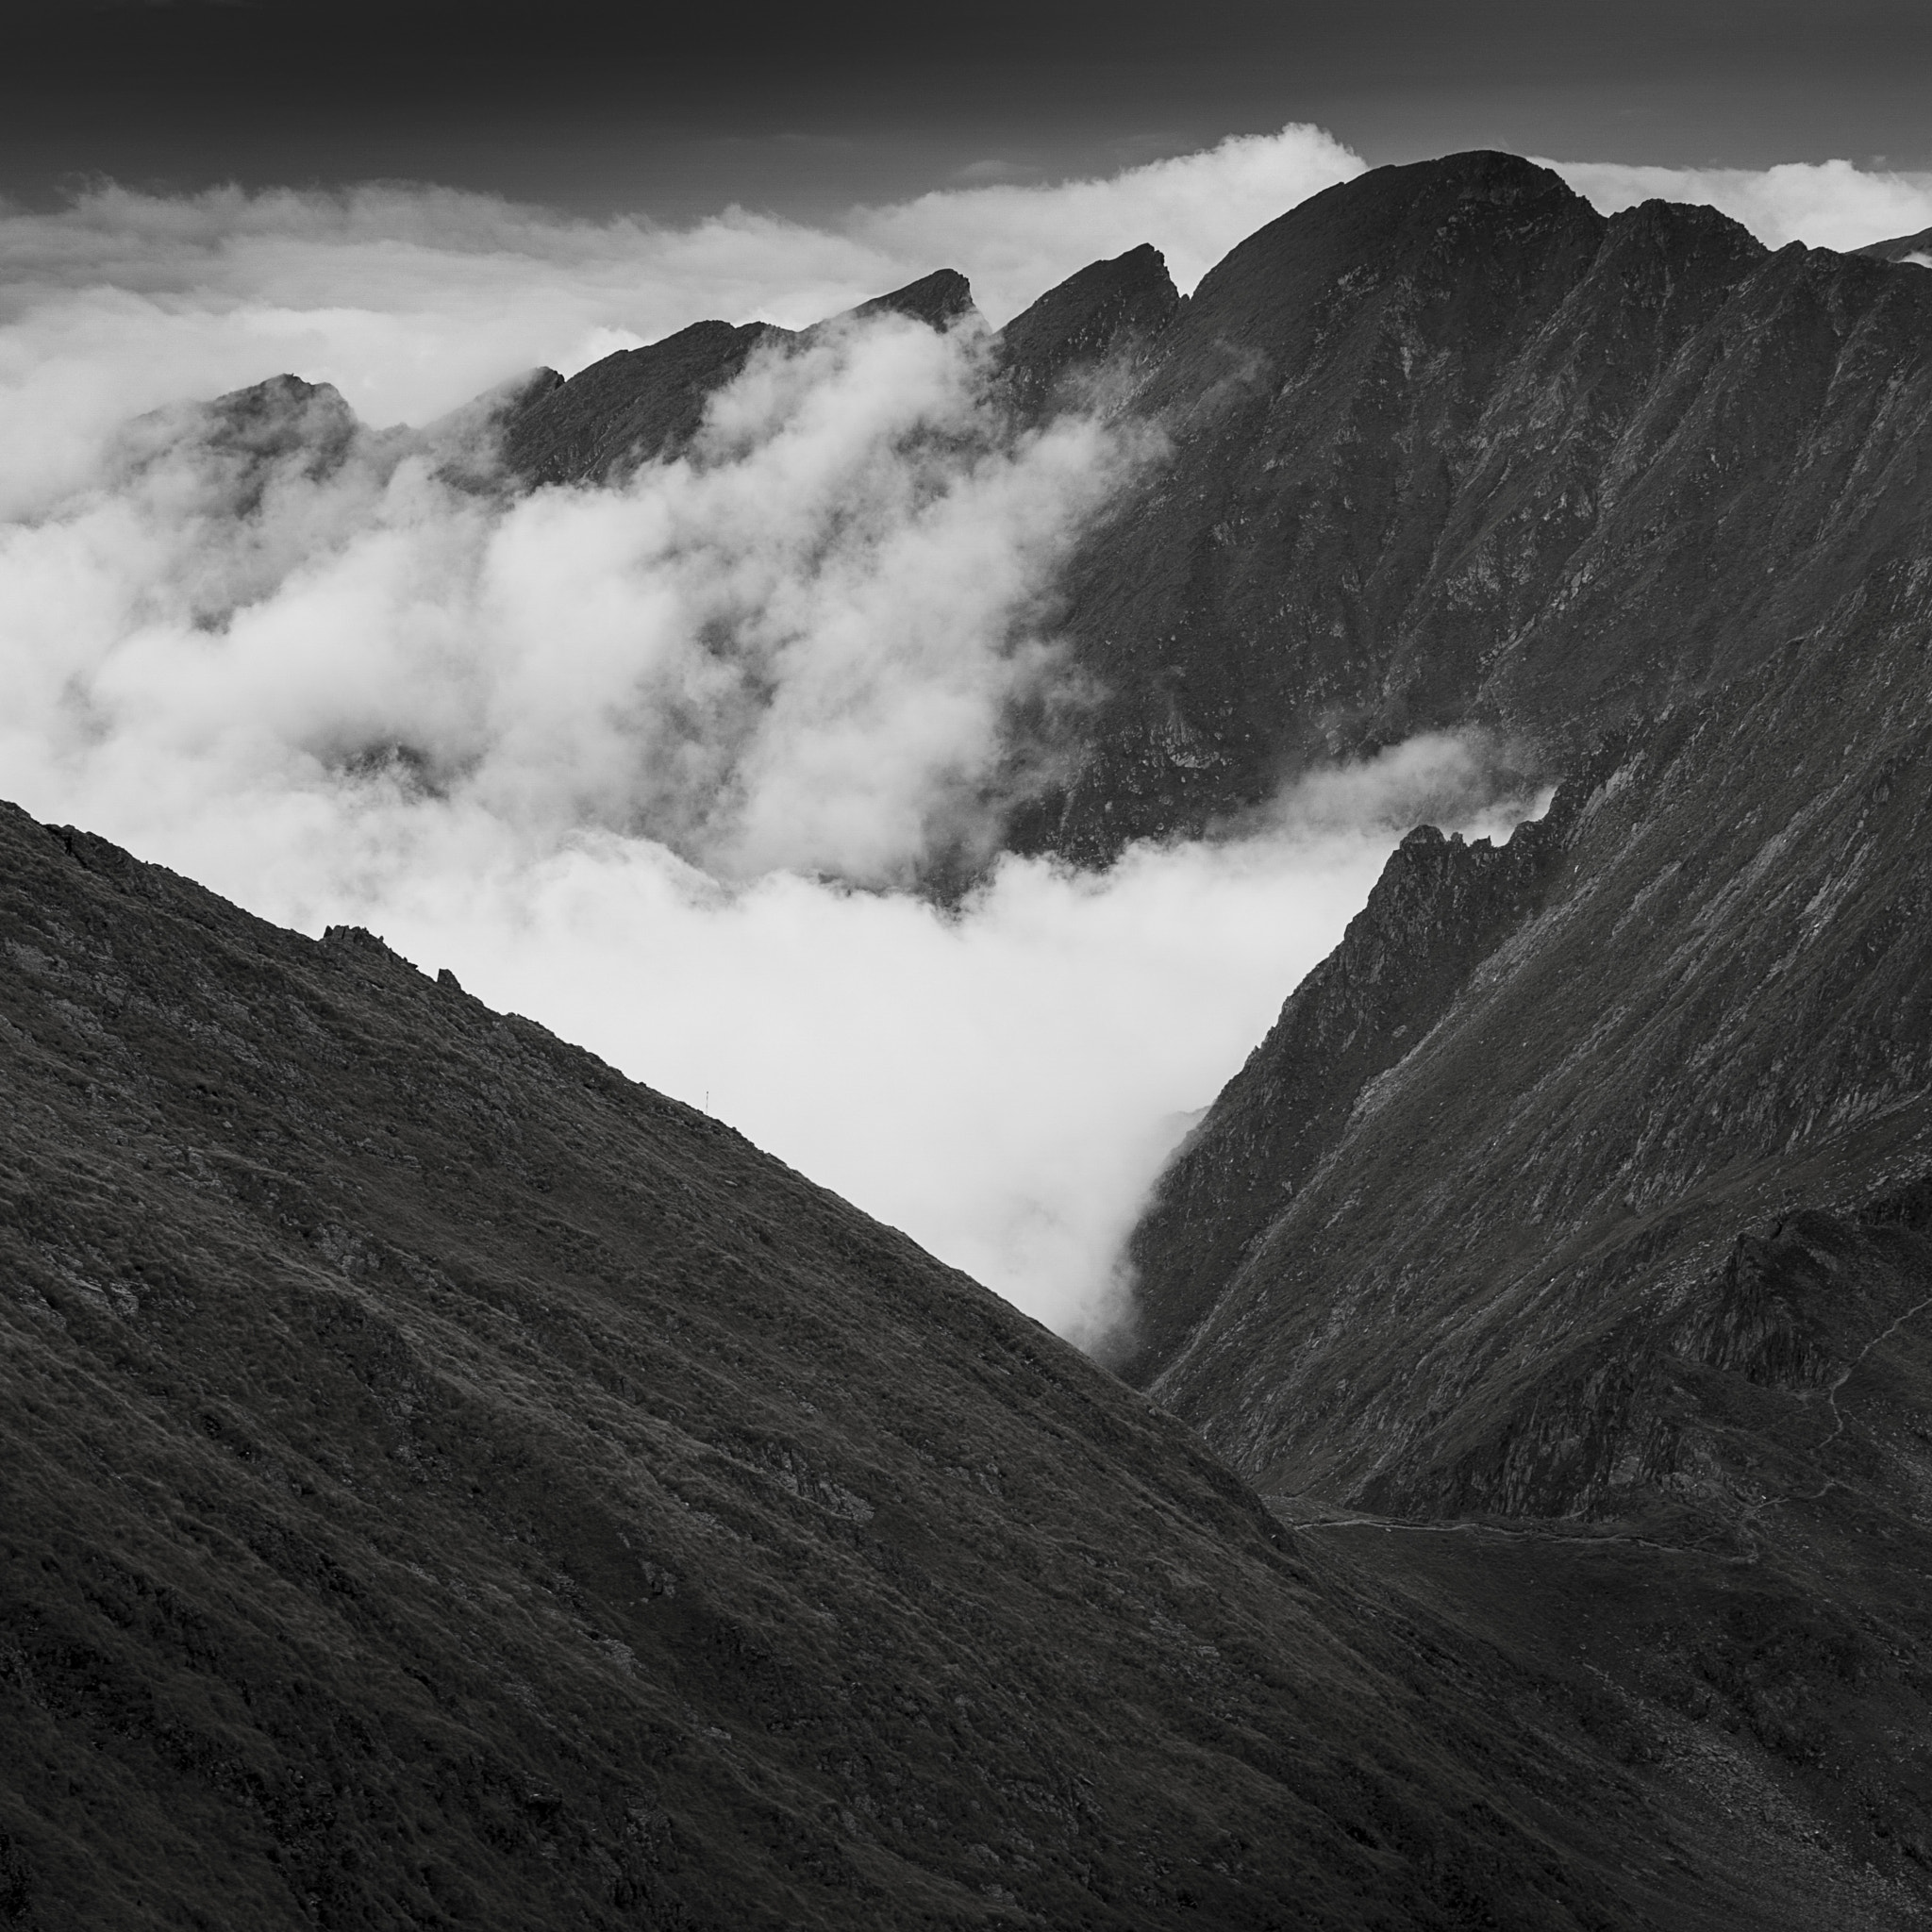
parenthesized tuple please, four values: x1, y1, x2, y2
(26, 120, 1840, 1339)
(0, 305, 1530, 1341)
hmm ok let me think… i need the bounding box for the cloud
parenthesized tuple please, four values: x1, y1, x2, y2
(0, 125, 1559, 1341)
(848, 125, 1366, 315)
(0, 123, 1364, 506)
(9, 317, 1152, 888)
(359, 809, 1416, 1351)
(1547, 157, 1932, 253)
(0, 291, 1533, 1341)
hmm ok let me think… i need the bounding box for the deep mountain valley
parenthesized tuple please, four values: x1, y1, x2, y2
(8, 151, 1932, 1927)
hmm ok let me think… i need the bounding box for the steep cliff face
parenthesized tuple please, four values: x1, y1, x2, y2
(4, 798, 1757, 1932)
(1110, 795, 1578, 1386)
(1016, 154, 1932, 858)
(1129, 607, 1932, 1510)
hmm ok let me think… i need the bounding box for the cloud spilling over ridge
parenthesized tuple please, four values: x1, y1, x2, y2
(362, 739, 1533, 1352)
(7, 121, 1665, 1337)
(9, 125, 1923, 519)
(1548, 157, 1932, 252)
(9, 317, 1144, 888)
(0, 274, 1540, 1338)
(0, 123, 1364, 491)
(10, 122, 1902, 1332)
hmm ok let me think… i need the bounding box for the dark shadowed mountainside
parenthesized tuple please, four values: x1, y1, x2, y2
(1013, 153, 1932, 859)
(1, 797, 1815, 1931)
(499, 319, 786, 488)
(844, 267, 980, 333)
(25, 148, 1932, 1928)
(1081, 156, 1932, 1930)
(1120, 608, 1932, 1919)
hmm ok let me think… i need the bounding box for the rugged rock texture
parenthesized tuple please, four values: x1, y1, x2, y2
(1082, 151, 1932, 1930)
(1014, 153, 1932, 858)
(1127, 617, 1932, 1515)
(844, 268, 980, 333)
(1110, 795, 1578, 1389)
(35, 150, 1932, 1926)
(995, 245, 1182, 416)
(501, 319, 789, 488)
(502, 269, 983, 490)
(0, 797, 1782, 1931)
(1120, 595, 1932, 1919)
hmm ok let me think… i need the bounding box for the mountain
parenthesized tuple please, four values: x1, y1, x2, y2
(1102, 158, 1932, 1923)
(23, 149, 1932, 1925)
(994, 244, 1182, 416)
(1857, 226, 1932, 263)
(1013, 152, 1932, 859)
(3, 797, 1790, 1931)
(500, 320, 784, 488)
(844, 266, 981, 333)
(500, 269, 986, 488)
(1115, 651, 1932, 1920)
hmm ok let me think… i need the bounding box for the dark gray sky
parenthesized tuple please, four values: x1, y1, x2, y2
(5, 0, 1929, 217)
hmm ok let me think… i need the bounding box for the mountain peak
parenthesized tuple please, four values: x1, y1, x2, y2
(996, 242, 1181, 408)
(844, 266, 978, 330)
(1857, 222, 1932, 261)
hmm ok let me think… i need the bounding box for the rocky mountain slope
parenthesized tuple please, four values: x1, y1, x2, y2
(2, 796, 1805, 1931)
(1013, 153, 1932, 858)
(1858, 225, 1932, 263)
(1022, 152, 1932, 1923)
(19, 149, 1932, 1926)
(170, 248, 1183, 509)
(499, 268, 986, 487)
(408, 150, 1932, 878)
(1117, 537, 1932, 1919)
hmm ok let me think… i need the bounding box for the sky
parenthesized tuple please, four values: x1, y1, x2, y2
(6, 0, 1932, 224)
(2, 3, 1929, 1346)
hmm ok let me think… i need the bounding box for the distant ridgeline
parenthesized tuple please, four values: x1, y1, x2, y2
(11, 153, 1932, 1924)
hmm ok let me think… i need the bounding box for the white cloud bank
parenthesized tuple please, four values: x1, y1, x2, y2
(17, 123, 1906, 1339)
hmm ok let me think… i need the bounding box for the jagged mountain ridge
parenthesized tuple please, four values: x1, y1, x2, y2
(331, 150, 1932, 883)
(501, 267, 988, 487)
(0, 796, 1772, 1931)
(1117, 605, 1932, 1914)
(1018, 152, 1932, 857)
(168, 249, 1184, 507)
(24, 150, 1932, 1925)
